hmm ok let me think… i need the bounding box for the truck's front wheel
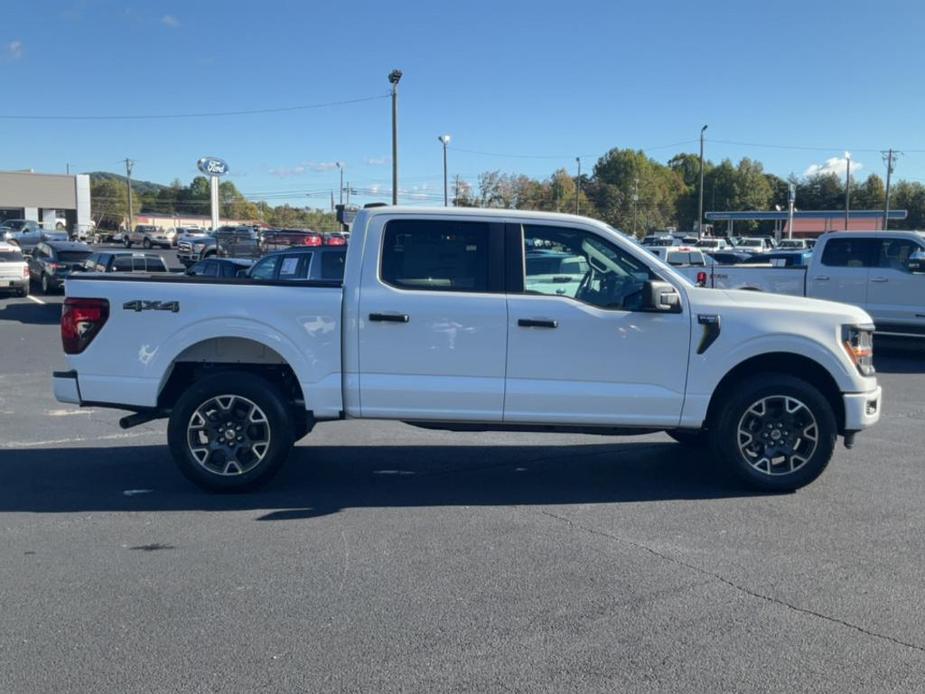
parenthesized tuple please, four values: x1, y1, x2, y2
(710, 374, 837, 492)
(167, 372, 295, 492)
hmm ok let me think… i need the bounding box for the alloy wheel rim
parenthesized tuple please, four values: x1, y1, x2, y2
(736, 395, 818, 476)
(186, 395, 271, 476)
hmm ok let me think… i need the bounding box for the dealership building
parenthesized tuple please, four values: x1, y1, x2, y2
(0, 170, 91, 231)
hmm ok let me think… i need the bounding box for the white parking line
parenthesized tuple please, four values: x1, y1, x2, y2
(26, 295, 46, 305)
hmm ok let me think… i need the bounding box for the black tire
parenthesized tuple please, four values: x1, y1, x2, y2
(40, 273, 51, 295)
(123, 237, 132, 248)
(18, 282, 30, 298)
(167, 371, 295, 492)
(709, 373, 837, 493)
(668, 429, 708, 447)
(143, 238, 152, 249)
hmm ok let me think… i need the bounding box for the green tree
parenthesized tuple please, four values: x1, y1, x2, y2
(890, 181, 925, 229)
(90, 178, 140, 229)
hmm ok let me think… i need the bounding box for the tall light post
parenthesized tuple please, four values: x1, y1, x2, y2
(575, 157, 581, 215)
(388, 69, 402, 205)
(336, 162, 344, 205)
(698, 124, 708, 238)
(124, 158, 134, 234)
(438, 135, 451, 206)
(844, 152, 851, 230)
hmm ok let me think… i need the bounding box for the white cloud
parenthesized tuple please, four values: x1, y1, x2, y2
(308, 161, 338, 172)
(269, 165, 306, 178)
(161, 15, 180, 28)
(365, 156, 390, 166)
(7, 40, 23, 61)
(804, 153, 862, 179)
(268, 161, 338, 177)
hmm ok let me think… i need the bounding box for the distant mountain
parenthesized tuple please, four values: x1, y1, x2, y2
(87, 171, 166, 196)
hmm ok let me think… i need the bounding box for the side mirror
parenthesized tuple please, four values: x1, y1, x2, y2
(908, 249, 925, 274)
(642, 280, 682, 313)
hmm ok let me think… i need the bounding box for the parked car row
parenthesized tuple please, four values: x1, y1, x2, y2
(641, 233, 814, 255)
(674, 231, 925, 339)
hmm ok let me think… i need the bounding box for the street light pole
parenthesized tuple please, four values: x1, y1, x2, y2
(438, 135, 451, 206)
(698, 124, 708, 238)
(633, 177, 639, 236)
(388, 69, 402, 205)
(336, 162, 344, 205)
(575, 157, 581, 215)
(844, 153, 851, 230)
(124, 158, 134, 234)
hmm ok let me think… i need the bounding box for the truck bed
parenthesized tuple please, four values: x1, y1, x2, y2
(63, 273, 345, 417)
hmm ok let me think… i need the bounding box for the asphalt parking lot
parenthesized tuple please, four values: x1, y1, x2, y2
(1, 286, 924, 693)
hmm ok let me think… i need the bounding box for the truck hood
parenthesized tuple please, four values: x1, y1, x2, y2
(690, 286, 874, 326)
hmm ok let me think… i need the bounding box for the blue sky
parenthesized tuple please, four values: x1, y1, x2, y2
(3, 0, 925, 208)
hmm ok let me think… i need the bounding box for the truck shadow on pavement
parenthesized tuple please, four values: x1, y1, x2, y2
(0, 300, 61, 325)
(0, 441, 762, 519)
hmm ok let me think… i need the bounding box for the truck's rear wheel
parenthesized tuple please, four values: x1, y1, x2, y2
(710, 374, 837, 492)
(167, 372, 294, 492)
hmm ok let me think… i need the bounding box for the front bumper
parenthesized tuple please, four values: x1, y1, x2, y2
(843, 385, 882, 431)
(53, 370, 81, 405)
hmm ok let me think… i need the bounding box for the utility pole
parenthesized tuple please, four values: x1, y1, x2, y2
(787, 182, 796, 240)
(388, 69, 402, 205)
(330, 190, 335, 212)
(698, 124, 708, 238)
(633, 177, 640, 236)
(882, 148, 899, 230)
(66, 163, 70, 174)
(454, 174, 461, 207)
(575, 157, 581, 215)
(346, 181, 351, 207)
(438, 135, 451, 206)
(336, 162, 344, 205)
(845, 153, 851, 230)
(124, 158, 134, 233)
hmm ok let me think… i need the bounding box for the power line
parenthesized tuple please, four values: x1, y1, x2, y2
(711, 138, 925, 154)
(0, 94, 389, 121)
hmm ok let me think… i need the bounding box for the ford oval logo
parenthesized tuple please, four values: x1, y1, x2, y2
(197, 157, 229, 176)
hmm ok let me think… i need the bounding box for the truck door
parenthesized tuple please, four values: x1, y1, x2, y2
(866, 237, 925, 334)
(811, 237, 876, 306)
(503, 223, 691, 427)
(357, 217, 508, 421)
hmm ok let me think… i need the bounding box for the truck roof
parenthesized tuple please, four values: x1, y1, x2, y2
(819, 230, 924, 241)
(359, 206, 600, 224)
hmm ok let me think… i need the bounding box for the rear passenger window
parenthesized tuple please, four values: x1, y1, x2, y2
(381, 220, 492, 292)
(321, 250, 346, 280)
(113, 256, 133, 271)
(821, 239, 876, 268)
(278, 254, 310, 280)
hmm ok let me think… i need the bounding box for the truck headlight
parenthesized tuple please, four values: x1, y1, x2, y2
(842, 325, 874, 376)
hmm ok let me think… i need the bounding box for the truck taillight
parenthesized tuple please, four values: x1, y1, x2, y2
(303, 234, 323, 246)
(61, 298, 109, 355)
(324, 235, 347, 246)
(696, 271, 707, 286)
(22, 266, 29, 279)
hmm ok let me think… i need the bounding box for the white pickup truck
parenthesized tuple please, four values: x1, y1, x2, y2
(54, 207, 882, 493)
(681, 231, 925, 339)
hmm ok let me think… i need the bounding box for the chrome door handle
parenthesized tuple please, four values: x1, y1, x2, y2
(518, 318, 558, 329)
(813, 275, 830, 281)
(870, 276, 889, 283)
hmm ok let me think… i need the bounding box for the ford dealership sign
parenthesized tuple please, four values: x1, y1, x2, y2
(197, 157, 229, 176)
